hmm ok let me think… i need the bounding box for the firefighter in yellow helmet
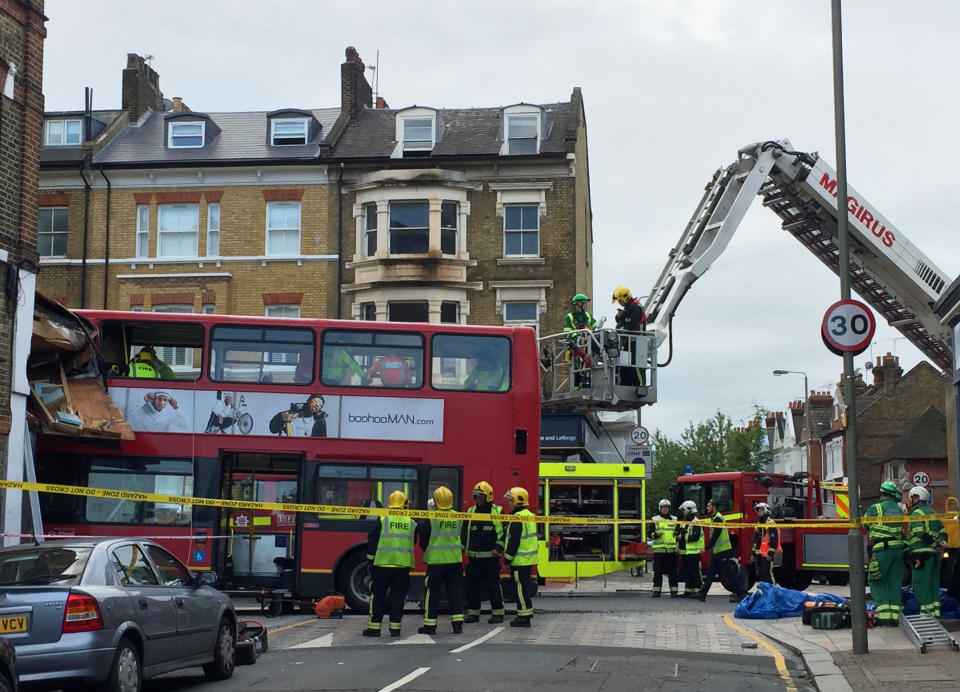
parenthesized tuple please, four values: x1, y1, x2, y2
(611, 286, 647, 387)
(364, 490, 417, 637)
(127, 346, 176, 379)
(461, 481, 506, 623)
(417, 486, 465, 635)
(503, 487, 537, 627)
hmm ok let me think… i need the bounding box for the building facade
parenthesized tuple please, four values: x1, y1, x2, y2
(1, 0, 45, 540)
(37, 48, 593, 337)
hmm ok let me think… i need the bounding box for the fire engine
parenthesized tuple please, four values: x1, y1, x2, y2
(672, 470, 852, 590)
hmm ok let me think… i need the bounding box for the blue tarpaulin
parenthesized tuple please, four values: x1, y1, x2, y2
(734, 582, 847, 619)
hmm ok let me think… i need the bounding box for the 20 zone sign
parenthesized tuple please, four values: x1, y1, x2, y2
(821, 299, 876, 355)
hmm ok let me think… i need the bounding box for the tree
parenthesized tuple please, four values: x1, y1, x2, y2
(645, 407, 768, 516)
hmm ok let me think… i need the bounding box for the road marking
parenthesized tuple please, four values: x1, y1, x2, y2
(448, 626, 504, 653)
(378, 667, 430, 692)
(290, 633, 333, 649)
(722, 614, 797, 692)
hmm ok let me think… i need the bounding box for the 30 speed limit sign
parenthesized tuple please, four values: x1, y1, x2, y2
(821, 299, 876, 356)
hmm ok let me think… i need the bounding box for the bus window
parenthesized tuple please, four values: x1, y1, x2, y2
(209, 325, 315, 384)
(426, 467, 461, 511)
(315, 464, 420, 515)
(431, 334, 510, 391)
(321, 330, 423, 389)
(84, 458, 193, 526)
(100, 320, 204, 381)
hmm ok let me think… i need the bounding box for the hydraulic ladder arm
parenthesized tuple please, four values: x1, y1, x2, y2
(644, 139, 951, 371)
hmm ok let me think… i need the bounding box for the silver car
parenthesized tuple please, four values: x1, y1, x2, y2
(0, 538, 235, 692)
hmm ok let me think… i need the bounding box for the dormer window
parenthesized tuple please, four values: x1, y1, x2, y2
(501, 105, 542, 155)
(45, 119, 82, 146)
(393, 108, 438, 158)
(168, 121, 205, 148)
(272, 118, 308, 146)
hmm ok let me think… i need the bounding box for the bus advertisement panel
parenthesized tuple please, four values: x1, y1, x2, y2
(35, 311, 540, 611)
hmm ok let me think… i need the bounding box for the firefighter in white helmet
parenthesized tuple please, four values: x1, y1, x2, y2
(751, 502, 779, 585)
(650, 499, 679, 598)
(677, 500, 703, 597)
(906, 485, 946, 617)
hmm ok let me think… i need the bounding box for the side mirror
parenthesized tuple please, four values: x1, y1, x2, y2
(194, 570, 218, 588)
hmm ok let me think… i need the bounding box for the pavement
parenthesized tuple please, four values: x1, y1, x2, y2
(537, 570, 960, 691)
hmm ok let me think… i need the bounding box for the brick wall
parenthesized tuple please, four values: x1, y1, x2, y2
(0, 0, 45, 440)
(856, 362, 947, 510)
(36, 181, 339, 317)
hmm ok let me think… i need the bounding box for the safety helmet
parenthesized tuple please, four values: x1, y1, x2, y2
(658, 498, 671, 509)
(504, 486, 529, 508)
(135, 348, 154, 363)
(879, 481, 901, 499)
(679, 500, 698, 515)
(473, 481, 494, 502)
(612, 286, 632, 303)
(908, 486, 930, 504)
(433, 486, 454, 510)
(387, 490, 408, 509)
(571, 293, 589, 305)
(755, 502, 770, 515)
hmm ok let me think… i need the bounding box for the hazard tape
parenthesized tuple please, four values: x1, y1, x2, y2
(0, 479, 956, 530)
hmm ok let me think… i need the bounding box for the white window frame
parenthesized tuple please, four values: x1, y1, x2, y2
(392, 108, 437, 157)
(202, 303, 216, 314)
(44, 119, 82, 146)
(502, 203, 540, 257)
(265, 201, 301, 256)
(388, 200, 430, 255)
(157, 204, 199, 258)
(502, 301, 540, 336)
(265, 305, 301, 319)
(363, 203, 378, 257)
(37, 207, 68, 257)
(136, 205, 150, 258)
(500, 105, 541, 156)
(152, 304, 195, 370)
(206, 203, 220, 257)
(168, 121, 205, 149)
(440, 201, 458, 255)
(271, 118, 309, 146)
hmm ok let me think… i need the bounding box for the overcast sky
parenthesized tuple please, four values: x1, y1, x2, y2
(42, 1, 960, 440)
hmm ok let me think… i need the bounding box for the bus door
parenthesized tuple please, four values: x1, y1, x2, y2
(217, 452, 301, 590)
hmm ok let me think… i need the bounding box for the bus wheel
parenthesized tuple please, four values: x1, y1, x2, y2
(337, 552, 373, 613)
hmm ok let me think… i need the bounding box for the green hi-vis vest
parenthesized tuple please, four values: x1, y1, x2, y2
(682, 518, 704, 555)
(865, 498, 905, 545)
(373, 515, 416, 568)
(651, 514, 678, 553)
(710, 512, 733, 553)
(423, 512, 463, 565)
(510, 508, 539, 566)
(128, 361, 158, 378)
(466, 504, 504, 558)
(907, 503, 944, 554)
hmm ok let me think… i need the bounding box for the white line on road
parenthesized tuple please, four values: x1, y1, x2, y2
(289, 633, 333, 649)
(378, 667, 431, 692)
(448, 626, 504, 654)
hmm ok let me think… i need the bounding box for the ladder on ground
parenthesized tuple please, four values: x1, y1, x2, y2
(899, 614, 960, 653)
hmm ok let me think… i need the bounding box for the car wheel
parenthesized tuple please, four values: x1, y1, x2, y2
(203, 617, 236, 681)
(337, 551, 372, 613)
(0, 673, 10, 692)
(104, 637, 141, 692)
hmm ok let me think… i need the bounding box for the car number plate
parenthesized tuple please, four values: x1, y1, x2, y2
(0, 615, 28, 634)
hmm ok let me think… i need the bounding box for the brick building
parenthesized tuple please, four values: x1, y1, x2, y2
(1, 0, 45, 540)
(37, 48, 592, 335)
(831, 356, 948, 510)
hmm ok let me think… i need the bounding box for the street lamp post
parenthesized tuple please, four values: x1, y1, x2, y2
(773, 369, 811, 477)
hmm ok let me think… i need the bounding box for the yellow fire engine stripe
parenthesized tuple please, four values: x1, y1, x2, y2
(0, 479, 954, 529)
(723, 613, 797, 692)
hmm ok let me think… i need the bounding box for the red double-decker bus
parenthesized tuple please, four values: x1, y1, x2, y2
(35, 310, 540, 611)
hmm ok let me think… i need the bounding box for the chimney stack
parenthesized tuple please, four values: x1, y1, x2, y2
(341, 46, 372, 119)
(171, 97, 188, 112)
(122, 53, 164, 120)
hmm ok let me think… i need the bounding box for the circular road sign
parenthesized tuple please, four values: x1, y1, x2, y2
(630, 426, 650, 445)
(912, 471, 930, 487)
(821, 299, 876, 355)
